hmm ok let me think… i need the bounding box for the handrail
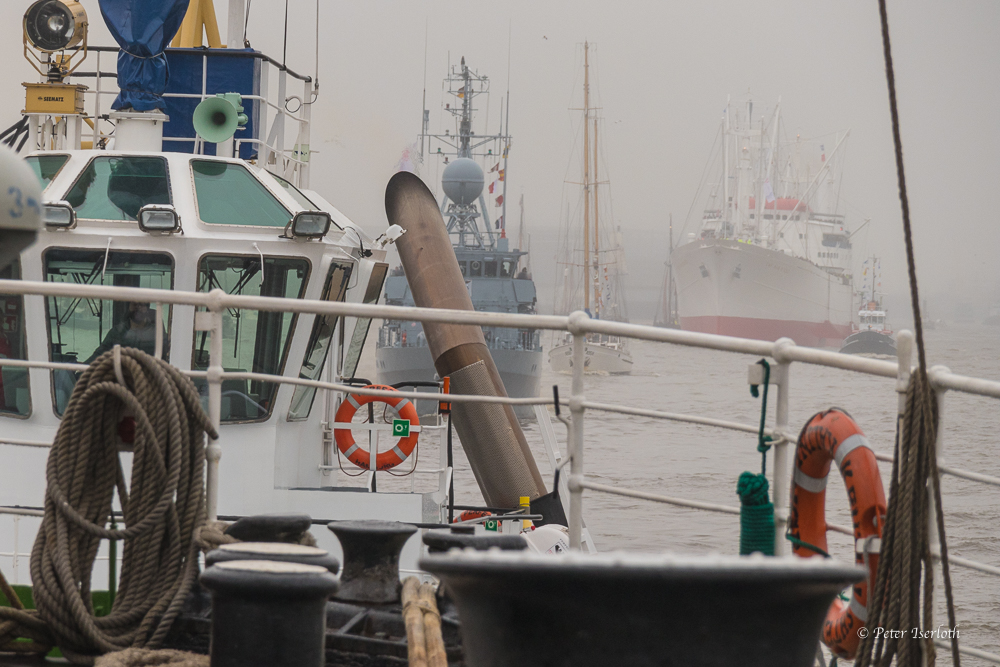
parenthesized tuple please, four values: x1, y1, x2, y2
(2, 280, 996, 398)
(74, 45, 313, 82)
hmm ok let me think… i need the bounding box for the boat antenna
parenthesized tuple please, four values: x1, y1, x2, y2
(582, 41, 591, 314)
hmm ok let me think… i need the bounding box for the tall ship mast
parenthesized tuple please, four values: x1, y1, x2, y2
(376, 57, 542, 416)
(670, 97, 855, 347)
(549, 42, 632, 374)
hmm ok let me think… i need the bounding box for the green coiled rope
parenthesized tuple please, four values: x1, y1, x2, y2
(737, 359, 775, 556)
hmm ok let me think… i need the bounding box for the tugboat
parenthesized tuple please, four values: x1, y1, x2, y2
(375, 58, 542, 416)
(839, 257, 896, 356)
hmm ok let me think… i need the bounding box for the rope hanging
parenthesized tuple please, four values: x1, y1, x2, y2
(737, 360, 775, 556)
(0, 347, 217, 664)
(856, 3, 960, 665)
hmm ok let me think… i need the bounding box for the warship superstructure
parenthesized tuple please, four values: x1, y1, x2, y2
(376, 58, 542, 415)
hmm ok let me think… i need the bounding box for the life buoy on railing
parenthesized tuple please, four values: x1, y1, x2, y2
(333, 385, 419, 471)
(789, 408, 886, 660)
(452, 510, 491, 523)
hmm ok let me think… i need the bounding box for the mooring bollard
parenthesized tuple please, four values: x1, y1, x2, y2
(421, 551, 863, 667)
(206, 542, 340, 575)
(327, 520, 417, 603)
(200, 560, 338, 667)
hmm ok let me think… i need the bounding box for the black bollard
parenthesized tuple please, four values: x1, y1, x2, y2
(206, 542, 340, 575)
(422, 528, 527, 553)
(326, 520, 417, 604)
(200, 560, 338, 667)
(421, 551, 863, 667)
(224, 513, 313, 542)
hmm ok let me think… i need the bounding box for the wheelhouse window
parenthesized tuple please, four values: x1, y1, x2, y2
(342, 263, 389, 380)
(44, 248, 174, 415)
(192, 161, 290, 227)
(25, 154, 69, 189)
(65, 156, 171, 221)
(193, 254, 309, 422)
(0, 262, 30, 417)
(288, 261, 353, 421)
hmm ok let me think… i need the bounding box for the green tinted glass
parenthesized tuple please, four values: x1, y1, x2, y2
(44, 248, 173, 415)
(272, 174, 317, 211)
(288, 261, 353, 421)
(25, 154, 69, 189)
(65, 157, 171, 221)
(0, 261, 30, 417)
(342, 263, 388, 379)
(193, 254, 308, 422)
(192, 161, 290, 227)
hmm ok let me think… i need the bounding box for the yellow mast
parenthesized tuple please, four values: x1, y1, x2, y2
(593, 116, 600, 317)
(582, 41, 591, 313)
(172, 0, 223, 49)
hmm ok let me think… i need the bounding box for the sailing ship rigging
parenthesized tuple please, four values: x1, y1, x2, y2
(550, 42, 632, 375)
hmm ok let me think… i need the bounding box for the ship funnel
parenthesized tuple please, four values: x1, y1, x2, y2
(385, 171, 546, 508)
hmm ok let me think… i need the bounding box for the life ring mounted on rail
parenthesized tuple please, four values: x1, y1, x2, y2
(789, 408, 886, 660)
(333, 385, 420, 471)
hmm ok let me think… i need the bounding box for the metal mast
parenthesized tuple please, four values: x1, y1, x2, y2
(582, 41, 591, 313)
(593, 116, 600, 318)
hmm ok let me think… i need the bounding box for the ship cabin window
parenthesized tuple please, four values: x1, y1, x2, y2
(288, 261, 354, 421)
(484, 260, 498, 277)
(501, 259, 515, 278)
(191, 161, 291, 227)
(43, 248, 174, 415)
(468, 260, 482, 277)
(271, 174, 344, 230)
(25, 154, 69, 190)
(458, 261, 467, 277)
(0, 261, 30, 417)
(822, 234, 852, 249)
(271, 174, 318, 210)
(192, 254, 309, 423)
(342, 263, 389, 380)
(65, 156, 171, 221)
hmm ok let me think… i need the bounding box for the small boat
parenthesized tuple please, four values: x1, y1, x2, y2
(840, 256, 896, 356)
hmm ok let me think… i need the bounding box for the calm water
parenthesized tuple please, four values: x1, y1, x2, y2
(367, 323, 1000, 661)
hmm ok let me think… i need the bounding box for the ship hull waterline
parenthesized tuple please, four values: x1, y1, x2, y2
(672, 238, 854, 347)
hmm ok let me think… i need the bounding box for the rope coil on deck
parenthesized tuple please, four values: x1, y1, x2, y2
(0, 346, 216, 664)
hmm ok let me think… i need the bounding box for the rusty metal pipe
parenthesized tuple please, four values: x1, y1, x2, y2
(385, 172, 546, 507)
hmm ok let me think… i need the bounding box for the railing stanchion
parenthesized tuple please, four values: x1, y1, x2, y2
(568, 313, 588, 551)
(197, 293, 226, 523)
(771, 338, 794, 556)
(927, 363, 949, 575)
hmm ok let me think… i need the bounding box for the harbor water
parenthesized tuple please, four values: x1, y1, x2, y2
(363, 322, 1000, 659)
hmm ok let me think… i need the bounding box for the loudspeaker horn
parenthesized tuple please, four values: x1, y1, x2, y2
(193, 93, 246, 144)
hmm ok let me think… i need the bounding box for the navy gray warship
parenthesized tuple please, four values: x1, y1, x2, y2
(376, 58, 542, 417)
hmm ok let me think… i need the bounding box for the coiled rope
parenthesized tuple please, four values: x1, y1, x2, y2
(855, 2, 960, 666)
(0, 346, 216, 664)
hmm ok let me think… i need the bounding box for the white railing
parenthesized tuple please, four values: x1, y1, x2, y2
(0, 279, 998, 662)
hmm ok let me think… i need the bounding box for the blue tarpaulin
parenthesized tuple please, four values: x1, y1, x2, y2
(99, 0, 191, 111)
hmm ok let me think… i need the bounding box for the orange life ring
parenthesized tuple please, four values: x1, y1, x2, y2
(790, 408, 886, 660)
(333, 385, 419, 471)
(453, 510, 491, 523)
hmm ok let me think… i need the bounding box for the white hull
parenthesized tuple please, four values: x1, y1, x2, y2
(548, 341, 633, 375)
(671, 239, 854, 347)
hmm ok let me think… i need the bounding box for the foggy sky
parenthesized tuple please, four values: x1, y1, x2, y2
(3, 0, 998, 323)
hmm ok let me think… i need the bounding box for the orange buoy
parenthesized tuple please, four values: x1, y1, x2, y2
(333, 385, 419, 471)
(453, 510, 491, 523)
(789, 408, 886, 660)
